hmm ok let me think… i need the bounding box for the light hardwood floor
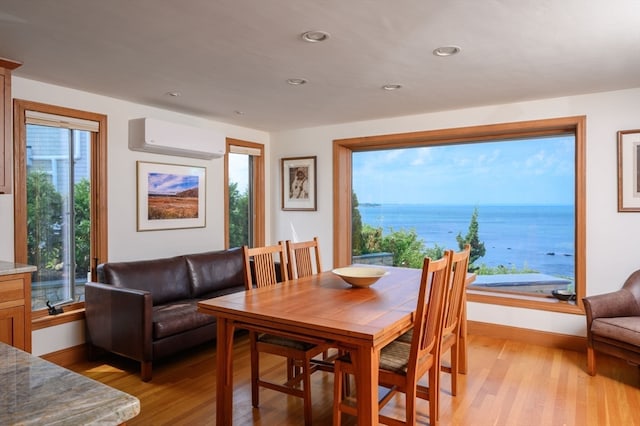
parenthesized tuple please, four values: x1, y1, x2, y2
(68, 333, 640, 425)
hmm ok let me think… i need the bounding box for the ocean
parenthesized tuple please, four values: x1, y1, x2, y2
(357, 204, 575, 279)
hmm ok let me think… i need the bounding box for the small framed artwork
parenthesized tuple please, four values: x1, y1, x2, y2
(281, 156, 317, 211)
(617, 129, 640, 212)
(137, 161, 206, 230)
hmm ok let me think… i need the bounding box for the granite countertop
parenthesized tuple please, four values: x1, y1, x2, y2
(0, 342, 140, 425)
(0, 261, 37, 276)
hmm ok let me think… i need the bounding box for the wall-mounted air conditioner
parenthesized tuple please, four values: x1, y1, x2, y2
(128, 118, 225, 159)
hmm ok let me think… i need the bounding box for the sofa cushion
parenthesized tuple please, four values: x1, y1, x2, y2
(153, 300, 216, 340)
(198, 284, 247, 301)
(591, 317, 640, 347)
(185, 248, 245, 298)
(101, 256, 190, 305)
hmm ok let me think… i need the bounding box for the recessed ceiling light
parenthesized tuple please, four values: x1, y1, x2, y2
(301, 30, 330, 43)
(433, 46, 461, 57)
(165, 91, 181, 97)
(287, 78, 308, 86)
(382, 84, 402, 91)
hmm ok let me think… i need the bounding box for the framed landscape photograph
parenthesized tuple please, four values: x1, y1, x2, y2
(617, 129, 640, 212)
(137, 161, 206, 230)
(281, 156, 317, 211)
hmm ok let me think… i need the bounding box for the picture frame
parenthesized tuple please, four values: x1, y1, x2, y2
(617, 129, 640, 212)
(136, 161, 206, 230)
(281, 156, 317, 211)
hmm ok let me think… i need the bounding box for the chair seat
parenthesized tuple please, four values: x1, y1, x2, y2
(379, 340, 412, 374)
(591, 317, 640, 346)
(258, 333, 317, 351)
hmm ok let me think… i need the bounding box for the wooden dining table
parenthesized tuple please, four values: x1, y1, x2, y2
(197, 265, 474, 425)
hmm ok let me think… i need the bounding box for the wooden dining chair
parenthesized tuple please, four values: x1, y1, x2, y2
(286, 237, 345, 371)
(332, 254, 451, 426)
(438, 244, 471, 397)
(397, 245, 470, 412)
(243, 243, 289, 289)
(242, 242, 330, 426)
(285, 237, 322, 279)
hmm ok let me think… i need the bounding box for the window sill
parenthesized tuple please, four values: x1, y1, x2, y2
(467, 289, 584, 315)
(32, 307, 85, 331)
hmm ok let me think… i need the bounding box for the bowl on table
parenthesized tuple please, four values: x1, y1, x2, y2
(332, 266, 389, 288)
(551, 288, 576, 301)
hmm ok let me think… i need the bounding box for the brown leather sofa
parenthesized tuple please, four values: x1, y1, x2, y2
(583, 269, 640, 376)
(85, 247, 245, 381)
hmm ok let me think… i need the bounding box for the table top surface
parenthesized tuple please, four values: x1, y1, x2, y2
(0, 342, 140, 426)
(198, 265, 423, 347)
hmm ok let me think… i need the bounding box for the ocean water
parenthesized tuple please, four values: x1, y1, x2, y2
(357, 204, 575, 279)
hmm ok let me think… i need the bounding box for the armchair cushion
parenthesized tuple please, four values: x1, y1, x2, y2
(591, 317, 640, 347)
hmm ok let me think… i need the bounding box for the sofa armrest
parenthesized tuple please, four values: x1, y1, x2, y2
(85, 282, 153, 363)
(583, 288, 640, 325)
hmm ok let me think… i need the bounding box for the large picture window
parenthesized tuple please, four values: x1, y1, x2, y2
(334, 116, 585, 314)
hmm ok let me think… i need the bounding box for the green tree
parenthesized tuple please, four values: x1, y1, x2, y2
(456, 207, 486, 270)
(228, 182, 249, 247)
(27, 170, 63, 281)
(351, 192, 364, 255)
(380, 228, 427, 268)
(74, 178, 91, 278)
(360, 224, 382, 254)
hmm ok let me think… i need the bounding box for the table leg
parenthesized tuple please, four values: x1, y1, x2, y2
(353, 345, 379, 426)
(216, 318, 235, 425)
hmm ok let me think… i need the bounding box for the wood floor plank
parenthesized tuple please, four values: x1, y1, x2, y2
(67, 333, 640, 425)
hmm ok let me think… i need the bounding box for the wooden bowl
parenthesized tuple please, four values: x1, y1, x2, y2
(332, 266, 389, 288)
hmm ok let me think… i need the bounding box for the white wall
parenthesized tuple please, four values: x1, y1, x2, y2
(6, 76, 640, 353)
(1, 77, 270, 355)
(270, 87, 640, 338)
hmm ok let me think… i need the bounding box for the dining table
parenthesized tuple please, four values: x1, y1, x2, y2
(197, 264, 475, 425)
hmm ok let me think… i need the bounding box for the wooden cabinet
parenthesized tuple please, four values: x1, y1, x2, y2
(0, 271, 32, 352)
(0, 58, 22, 194)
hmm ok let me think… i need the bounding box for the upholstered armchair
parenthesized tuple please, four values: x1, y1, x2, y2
(583, 269, 640, 375)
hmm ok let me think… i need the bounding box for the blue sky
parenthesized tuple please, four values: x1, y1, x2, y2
(148, 172, 199, 195)
(353, 135, 575, 205)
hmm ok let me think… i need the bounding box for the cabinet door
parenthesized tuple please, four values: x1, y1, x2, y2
(0, 306, 25, 349)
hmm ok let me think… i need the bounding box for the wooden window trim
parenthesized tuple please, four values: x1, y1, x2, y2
(13, 99, 108, 320)
(224, 138, 265, 248)
(333, 116, 586, 314)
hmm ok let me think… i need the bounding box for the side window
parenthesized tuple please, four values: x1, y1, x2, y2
(14, 100, 107, 313)
(225, 139, 264, 248)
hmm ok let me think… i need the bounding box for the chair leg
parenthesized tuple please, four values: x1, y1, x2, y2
(405, 383, 417, 426)
(587, 347, 596, 376)
(250, 332, 260, 407)
(451, 342, 459, 396)
(429, 368, 439, 426)
(333, 360, 344, 426)
(303, 359, 313, 426)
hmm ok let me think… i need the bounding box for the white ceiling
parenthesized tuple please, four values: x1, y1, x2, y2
(1, 0, 639, 132)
